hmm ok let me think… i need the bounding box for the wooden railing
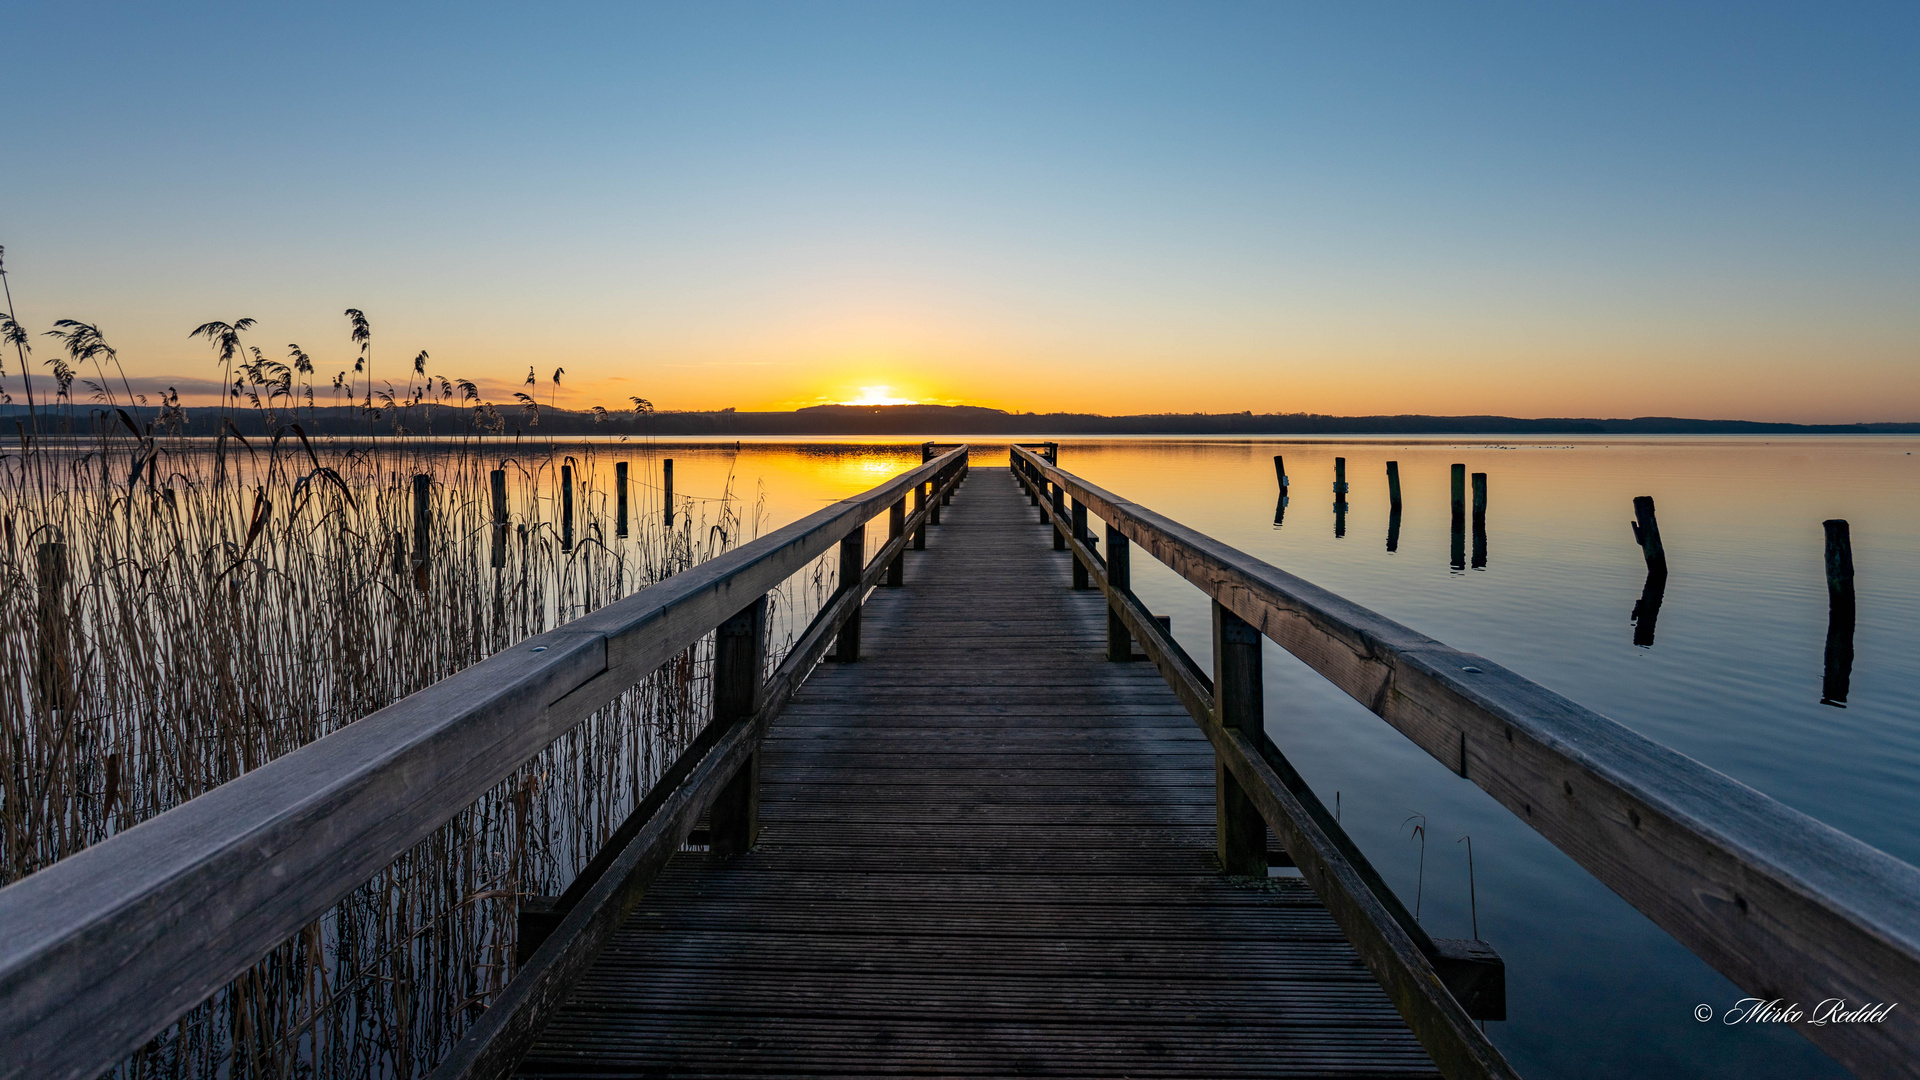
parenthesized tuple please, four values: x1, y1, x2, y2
(0, 447, 970, 1080)
(1011, 445, 1920, 1079)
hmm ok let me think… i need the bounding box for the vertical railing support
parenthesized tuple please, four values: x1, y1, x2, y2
(1071, 499, 1090, 589)
(1105, 523, 1130, 661)
(1213, 600, 1267, 876)
(709, 594, 768, 854)
(1051, 484, 1066, 551)
(886, 498, 905, 586)
(835, 523, 865, 662)
(930, 468, 943, 526)
(913, 482, 927, 550)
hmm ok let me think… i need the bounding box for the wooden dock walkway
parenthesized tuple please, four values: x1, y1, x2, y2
(517, 469, 1438, 1077)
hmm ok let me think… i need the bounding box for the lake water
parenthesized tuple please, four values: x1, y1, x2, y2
(623, 435, 1920, 1079)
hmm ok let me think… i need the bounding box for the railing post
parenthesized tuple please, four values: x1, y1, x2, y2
(1212, 600, 1267, 876)
(1105, 523, 1130, 661)
(709, 594, 768, 854)
(835, 523, 865, 662)
(1051, 483, 1066, 550)
(913, 481, 927, 550)
(886, 498, 905, 586)
(1071, 498, 1090, 589)
(1027, 458, 1040, 507)
(930, 467, 943, 526)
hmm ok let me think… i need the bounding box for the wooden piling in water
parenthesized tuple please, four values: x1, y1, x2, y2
(35, 542, 70, 710)
(560, 465, 574, 552)
(1334, 457, 1348, 498)
(663, 459, 674, 529)
(1824, 520, 1855, 611)
(411, 474, 431, 567)
(411, 474, 431, 590)
(1472, 473, 1487, 518)
(615, 462, 628, 538)
(1631, 496, 1667, 577)
(490, 469, 508, 569)
(1822, 520, 1856, 706)
(1387, 461, 1402, 510)
(1451, 464, 1466, 516)
(1274, 454, 1288, 490)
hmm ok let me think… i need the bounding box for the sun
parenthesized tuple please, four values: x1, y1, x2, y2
(842, 386, 919, 406)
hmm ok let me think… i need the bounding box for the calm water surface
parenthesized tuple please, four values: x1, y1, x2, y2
(636, 435, 1920, 1080)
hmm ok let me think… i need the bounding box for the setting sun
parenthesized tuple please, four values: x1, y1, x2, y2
(842, 386, 919, 406)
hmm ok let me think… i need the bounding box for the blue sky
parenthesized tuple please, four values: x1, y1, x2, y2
(2, 2, 1916, 419)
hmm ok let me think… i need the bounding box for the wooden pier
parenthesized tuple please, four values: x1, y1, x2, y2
(517, 467, 1434, 1077)
(5, 444, 1919, 1080)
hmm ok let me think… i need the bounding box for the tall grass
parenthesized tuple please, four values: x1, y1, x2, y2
(0, 296, 838, 1076)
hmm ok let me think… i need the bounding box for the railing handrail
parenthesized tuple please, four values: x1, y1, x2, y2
(1012, 446, 1920, 1078)
(0, 446, 968, 1080)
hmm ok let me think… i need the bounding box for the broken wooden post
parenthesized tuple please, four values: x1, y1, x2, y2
(1386, 460, 1403, 510)
(1822, 519, 1856, 706)
(1631, 496, 1668, 577)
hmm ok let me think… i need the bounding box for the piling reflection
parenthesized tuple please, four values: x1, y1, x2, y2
(1334, 503, 1346, 538)
(1630, 570, 1667, 648)
(1386, 507, 1401, 553)
(1273, 493, 1287, 529)
(1822, 603, 1855, 707)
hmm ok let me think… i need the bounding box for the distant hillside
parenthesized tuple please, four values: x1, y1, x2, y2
(4, 402, 1915, 438)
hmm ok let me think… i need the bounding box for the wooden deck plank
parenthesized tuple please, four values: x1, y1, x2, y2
(518, 468, 1438, 1079)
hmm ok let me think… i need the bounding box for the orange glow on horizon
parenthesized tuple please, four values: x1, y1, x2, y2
(840, 386, 919, 407)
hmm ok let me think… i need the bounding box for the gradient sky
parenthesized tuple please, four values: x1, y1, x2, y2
(2, 1, 1916, 421)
